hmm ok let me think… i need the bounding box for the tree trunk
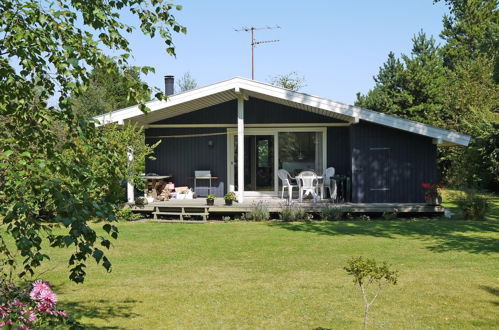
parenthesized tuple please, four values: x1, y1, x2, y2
(364, 304, 370, 330)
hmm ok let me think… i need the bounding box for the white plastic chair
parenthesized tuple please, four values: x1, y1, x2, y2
(277, 169, 298, 201)
(296, 171, 319, 202)
(320, 167, 337, 200)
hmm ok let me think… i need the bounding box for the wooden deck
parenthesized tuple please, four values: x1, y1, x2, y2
(131, 197, 444, 221)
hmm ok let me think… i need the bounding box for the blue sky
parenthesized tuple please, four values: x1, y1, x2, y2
(124, 0, 449, 105)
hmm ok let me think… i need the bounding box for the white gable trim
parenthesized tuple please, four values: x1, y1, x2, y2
(94, 77, 471, 146)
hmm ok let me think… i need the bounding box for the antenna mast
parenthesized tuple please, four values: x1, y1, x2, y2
(235, 25, 280, 80)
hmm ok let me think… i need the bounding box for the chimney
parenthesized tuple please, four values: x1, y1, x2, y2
(164, 75, 174, 96)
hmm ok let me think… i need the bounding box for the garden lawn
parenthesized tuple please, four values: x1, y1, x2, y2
(37, 219, 498, 329)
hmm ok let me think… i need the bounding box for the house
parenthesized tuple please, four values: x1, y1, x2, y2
(95, 76, 470, 204)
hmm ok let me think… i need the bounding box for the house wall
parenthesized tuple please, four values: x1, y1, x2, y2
(327, 126, 351, 177)
(146, 98, 348, 197)
(350, 121, 437, 203)
(244, 98, 344, 124)
(145, 128, 227, 197)
(145, 99, 437, 203)
(152, 101, 236, 124)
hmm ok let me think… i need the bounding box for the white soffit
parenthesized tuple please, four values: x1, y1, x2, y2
(94, 77, 471, 146)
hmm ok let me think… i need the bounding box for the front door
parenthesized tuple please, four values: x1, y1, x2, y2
(233, 135, 275, 194)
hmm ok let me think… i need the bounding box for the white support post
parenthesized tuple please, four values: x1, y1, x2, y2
(126, 146, 135, 204)
(237, 95, 245, 203)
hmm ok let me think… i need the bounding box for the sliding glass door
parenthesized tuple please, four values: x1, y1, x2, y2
(233, 135, 275, 192)
(228, 128, 326, 196)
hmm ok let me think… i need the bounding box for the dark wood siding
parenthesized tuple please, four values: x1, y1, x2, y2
(145, 128, 227, 197)
(153, 101, 237, 124)
(152, 98, 347, 125)
(244, 98, 344, 124)
(327, 126, 351, 177)
(351, 121, 437, 203)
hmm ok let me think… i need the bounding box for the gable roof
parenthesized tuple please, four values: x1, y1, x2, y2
(94, 77, 471, 146)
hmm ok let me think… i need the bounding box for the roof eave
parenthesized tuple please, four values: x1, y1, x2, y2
(93, 77, 471, 147)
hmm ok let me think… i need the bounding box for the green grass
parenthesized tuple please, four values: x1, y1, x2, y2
(34, 217, 498, 329)
(3, 191, 496, 328)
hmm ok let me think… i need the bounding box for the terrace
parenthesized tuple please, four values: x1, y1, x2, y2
(131, 198, 444, 221)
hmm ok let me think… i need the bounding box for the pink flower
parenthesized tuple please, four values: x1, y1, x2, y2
(0, 304, 7, 318)
(30, 280, 52, 300)
(37, 302, 51, 313)
(27, 310, 37, 323)
(58, 310, 68, 318)
(39, 288, 57, 305)
(30, 280, 57, 307)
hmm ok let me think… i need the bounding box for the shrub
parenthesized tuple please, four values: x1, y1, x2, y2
(280, 203, 308, 221)
(320, 205, 343, 221)
(357, 214, 371, 221)
(293, 207, 309, 221)
(0, 279, 77, 329)
(280, 204, 295, 221)
(345, 257, 398, 330)
(455, 191, 491, 220)
(116, 207, 141, 222)
(245, 201, 270, 221)
(382, 211, 398, 220)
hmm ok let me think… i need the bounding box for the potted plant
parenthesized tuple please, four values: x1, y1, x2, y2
(421, 183, 442, 205)
(206, 194, 216, 206)
(224, 192, 237, 206)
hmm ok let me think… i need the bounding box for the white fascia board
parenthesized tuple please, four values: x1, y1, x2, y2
(234, 78, 471, 146)
(94, 78, 242, 126)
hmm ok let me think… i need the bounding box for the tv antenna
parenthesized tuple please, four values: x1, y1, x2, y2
(235, 25, 281, 80)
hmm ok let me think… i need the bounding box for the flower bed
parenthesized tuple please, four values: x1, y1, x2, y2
(0, 279, 76, 329)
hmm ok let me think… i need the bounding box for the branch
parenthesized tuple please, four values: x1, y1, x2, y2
(369, 282, 385, 306)
(359, 283, 369, 306)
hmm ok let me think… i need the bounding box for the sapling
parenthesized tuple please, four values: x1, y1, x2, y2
(344, 257, 398, 329)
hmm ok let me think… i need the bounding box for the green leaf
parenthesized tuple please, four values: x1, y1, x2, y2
(101, 239, 111, 249)
(103, 223, 111, 233)
(102, 256, 112, 271)
(64, 236, 74, 247)
(93, 249, 104, 263)
(61, 218, 72, 226)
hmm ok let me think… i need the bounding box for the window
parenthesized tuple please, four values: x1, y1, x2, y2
(278, 131, 323, 177)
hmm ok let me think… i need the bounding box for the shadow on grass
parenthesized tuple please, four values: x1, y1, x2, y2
(268, 220, 499, 254)
(480, 286, 499, 306)
(59, 298, 141, 329)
